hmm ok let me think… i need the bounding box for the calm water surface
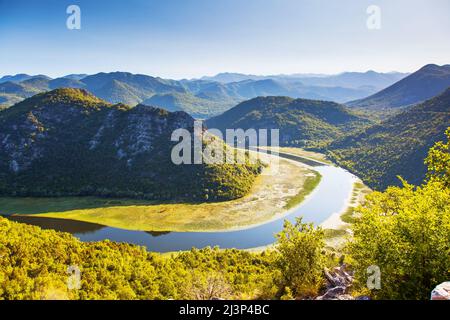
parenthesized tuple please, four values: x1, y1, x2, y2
(5, 153, 355, 252)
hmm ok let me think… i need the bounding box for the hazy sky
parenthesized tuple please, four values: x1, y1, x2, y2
(1, 0, 449, 79)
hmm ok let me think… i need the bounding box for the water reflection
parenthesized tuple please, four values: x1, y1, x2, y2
(2, 154, 355, 253)
(145, 231, 172, 237)
(5, 215, 105, 234)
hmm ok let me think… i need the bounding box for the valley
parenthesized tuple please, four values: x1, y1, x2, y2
(1, 63, 449, 300)
(2, 64, 449, 249)
(2, 0, 450, 303)
(328, 87, 450, 189)
(1, 148, 360, 252)
(1, 152, 320, 232)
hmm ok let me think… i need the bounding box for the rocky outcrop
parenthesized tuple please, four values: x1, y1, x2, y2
(316, 264, 354, 300)
(315, 264, 370, 300)
(431, 282, 450, 300)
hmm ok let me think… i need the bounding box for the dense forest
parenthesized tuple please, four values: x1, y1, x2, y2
(1, 128, 449, 300)
(328, 88, 450, 190)
(0, 89, 262, 201)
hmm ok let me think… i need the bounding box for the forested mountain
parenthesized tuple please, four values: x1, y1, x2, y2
(347, 64, 450, 110)
(0, 81, 42, 98)
(206, 96, 371, 148)
(0, 74, 50, 83)
(0, 73, 190, 112)
(80, 72, 187, 105)
(0, 80, 43, 108)
(328, 87, 450, 190)
(0, 76, 86, 108)
(0, 70, 407, 117)
(0, 89, 261, 201)
(142, 92, 235, 119)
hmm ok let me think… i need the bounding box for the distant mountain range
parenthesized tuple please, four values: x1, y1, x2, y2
(0, 88, 261, 201)
(201, 71, 408, 89)
(0, 74, 51, 83)
(347, 64, 450, 111)
(1, 64, 449, 194)
(329, 87, 450, 189)
(201, 73, 269, 83)
(206, 96, 372, 148)
(0, 70, 409, 117)
(205, 65, 450, 190)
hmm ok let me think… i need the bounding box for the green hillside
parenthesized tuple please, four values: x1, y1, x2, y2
(143, 92, 235, 119)
(328, 87, 450, 189)
(348, 64, 450, 111)
(0, 81, 42, 106)
(207, 96, 372, 148)
(0, 89, 262, 201)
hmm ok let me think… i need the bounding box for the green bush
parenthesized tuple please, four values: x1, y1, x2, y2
(347, 129, 450, 299)
(276, 218, 326, 298)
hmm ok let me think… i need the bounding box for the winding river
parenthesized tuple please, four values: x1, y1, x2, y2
(6, 152, 356, 252)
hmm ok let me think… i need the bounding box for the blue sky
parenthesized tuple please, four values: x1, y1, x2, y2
(0, 0, 449, 78)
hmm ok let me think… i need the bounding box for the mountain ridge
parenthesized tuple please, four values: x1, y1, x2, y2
(206, 96, 372, 148)
(0, 88, 262, 201)
(347, 64, 450, 110)
(329, 87, 450, 189)
(0, 70, 410, 117)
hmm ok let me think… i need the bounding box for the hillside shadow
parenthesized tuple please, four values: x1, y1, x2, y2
(4, 215, 105, 234)
(0, 196, 167, 215)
